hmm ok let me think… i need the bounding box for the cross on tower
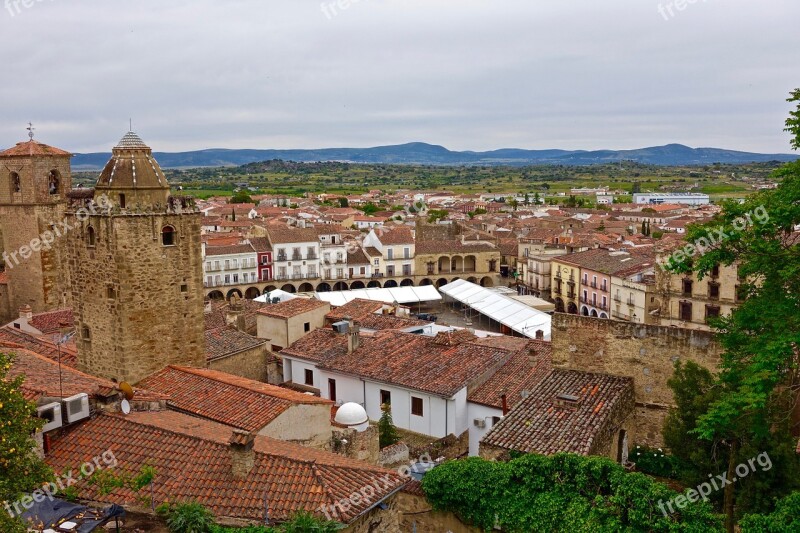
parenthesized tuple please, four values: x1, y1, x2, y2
(26, 122, 35, 140)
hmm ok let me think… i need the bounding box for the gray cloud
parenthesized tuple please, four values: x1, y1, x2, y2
(1, 0, 798, 154)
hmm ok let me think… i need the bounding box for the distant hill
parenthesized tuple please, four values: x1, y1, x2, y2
(70, 142, 799, 170)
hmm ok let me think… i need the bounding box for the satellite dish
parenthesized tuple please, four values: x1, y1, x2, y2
(118, 381, 135, 400)
(120, 399, 131, 415)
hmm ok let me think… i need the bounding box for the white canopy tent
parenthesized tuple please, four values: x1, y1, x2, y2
(253, 289, 298, 304)
(439, 279, 551, 340)
(313, 285, 442, 307)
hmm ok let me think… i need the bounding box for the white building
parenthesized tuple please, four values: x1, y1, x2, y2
(279, 326, 515, 439)
(363, 225, 415, 278)
(266, 227, 321, 282)
(633, 192, 709, 205)
(203, 243, 259, 288)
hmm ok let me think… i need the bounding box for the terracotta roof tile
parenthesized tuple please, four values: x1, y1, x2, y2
(138, 366, 331, 432)
(205, 243, 256, 256)
(205, 326, 267, 362)
(28, 309, 74, 335)
(468, 339, 552, 409)
(375, 226, 414, 245)
(0, 327, 78, 367)
(286, 330, 512, 398)
(481, 369, 634, 455)
(45, 411, 406, 523)
(326, 299, 384, 321)
(0, 140, 71, 158)
(205, 300, 267, 334)
(257, 298, 329, 319)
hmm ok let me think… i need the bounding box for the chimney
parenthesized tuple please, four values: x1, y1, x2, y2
(19, 305, 33, 320)
(229, 429, 255, 479)
(535, 330, 544, 340)
(528, 345, 539, 368)
(226, 299, 246, 332)
(347, 318, 360, 354)
(501, 393, 509, 416)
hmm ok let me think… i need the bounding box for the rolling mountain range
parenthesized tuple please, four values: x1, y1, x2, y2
(70, 142, 799, 170)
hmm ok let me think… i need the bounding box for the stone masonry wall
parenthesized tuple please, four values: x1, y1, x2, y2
(68, 211, 205, 384)
(551, 314, 722, 447)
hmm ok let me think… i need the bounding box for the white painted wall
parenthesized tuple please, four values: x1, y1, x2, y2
(466, 402, 504, 456)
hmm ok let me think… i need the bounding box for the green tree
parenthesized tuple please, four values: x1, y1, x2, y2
(229, 192, 253, 204)
(422, 454, 722, 531)
(0, 352, 54, 533)
(740, 492, 800, 532)
(785, 88, 800, 151)
(377, 403, 399, 449)
(666, 90, 800, 530)
(338, 197, 349, 208)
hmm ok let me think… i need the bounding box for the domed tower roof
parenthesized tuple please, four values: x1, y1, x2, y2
(94, 131, 171, 209)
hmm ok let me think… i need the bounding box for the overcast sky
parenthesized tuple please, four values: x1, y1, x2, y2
(1, 0, 798, 154)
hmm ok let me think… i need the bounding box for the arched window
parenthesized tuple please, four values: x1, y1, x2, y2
(161, 225, 176, 246)
(48, 170, 60, 195)
(10, 172, 20, 194)
(87, 226, 96, 247)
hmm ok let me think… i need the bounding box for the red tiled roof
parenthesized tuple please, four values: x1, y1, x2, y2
(138, 366, 331, 432)
(481, 369, 634, 455)
(286, 329, 513, 398)
(46, 411, 406, 523)
(356, 314, 430, 331)
(0, 327, 78, 367)
(468, 339, 552, 409)
(28, 309, 74, 335)
(326, 299, 384, 321)
(376, 225, 414, 245)
(205, 243, 256, 256)
(266, 226, 320, 244)
(6, 346, 117, 399)
(205, 326, 267, 362)
(256, 298, 328, 319)
(0, 140, 71, 157)
(204, 300, 267, 334)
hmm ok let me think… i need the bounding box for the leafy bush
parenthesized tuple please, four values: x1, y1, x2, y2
(378, 403, 400, 449)
(739, 491, 800, 532)
(631, 445, 682, 479)
(422, 453, 723, 532)
(166, 501, 215, 533)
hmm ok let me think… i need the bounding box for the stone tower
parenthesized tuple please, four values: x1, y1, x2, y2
(0, 135, 72, 321)
(67, 132, 205, 384)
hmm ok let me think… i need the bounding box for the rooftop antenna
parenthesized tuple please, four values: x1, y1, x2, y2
(26, 122, 35, 140)
(129, 118, 132, 132)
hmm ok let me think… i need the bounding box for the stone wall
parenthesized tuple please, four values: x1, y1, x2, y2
(330, 425, 380, 464)
(551, 313, 722, 447)
(343, 494, 401, 532)
(395, 491, 482, 533)
(0, 156, 72, 321)
(68, 210, 205, 384)
(259, 404, 332, 449)
(208, 344, 271, 382)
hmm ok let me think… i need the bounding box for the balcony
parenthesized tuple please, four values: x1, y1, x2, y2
(590, 281, 597, 289)
(308, 253, 318, 260)
(566, 291, 575, 299)
(276, 254, 288, 262)
(613, 294, 621, 302)
(581, 279, 588, 286)
(291, 254, 303, 261)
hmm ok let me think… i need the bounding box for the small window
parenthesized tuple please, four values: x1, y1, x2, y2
(10, 171, 20, 193)
(708, 282, 720, 300)
(87, 226, 96, 247)
(271, 344, 283, 352)
(106, 286, 115, 299)
(679, 301, 693, 321)
(304, 322, 311, 332)
(710, 264, 720, 277)
(162, 225, 176, 246)
(180, 284, 188, 293)
(82, 325, 91, 341)
(705, 305, 721, 319)
(48, 170, 60, 195)
(682, 278, 693, 296)
(411, 396, 423, 416)
(380, 389, 391, 406)
(119, 193, 126, 209)
(491, 416, 501, 426)
(304, 369, 314, 386)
